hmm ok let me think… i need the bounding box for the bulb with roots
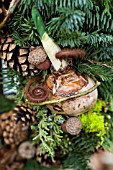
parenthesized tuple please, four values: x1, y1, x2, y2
(46, 68, 98, 116)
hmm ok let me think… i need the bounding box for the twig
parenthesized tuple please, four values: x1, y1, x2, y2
(87, 59, 113, 69)
(26, 78, 100, 106)
(0, 0, 20, 29)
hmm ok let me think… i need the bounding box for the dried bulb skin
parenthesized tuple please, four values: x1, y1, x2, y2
(46, 69, 98, 116)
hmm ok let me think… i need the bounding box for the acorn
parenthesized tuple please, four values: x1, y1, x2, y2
(18, 141, 36, 159)
(61, 117, 82, 135)
(28, 46, 51, 70)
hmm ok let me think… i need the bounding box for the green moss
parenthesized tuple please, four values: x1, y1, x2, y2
(80, 99, 106, 144)
(91, 99, 105, 113)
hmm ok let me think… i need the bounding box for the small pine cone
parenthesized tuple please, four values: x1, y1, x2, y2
(13, 103, 35, 126)
(36, 146, 61, 167)
(0, 36, 39, 76)
(0, 108, 30, 147)
(8, 162, 24, 170)
(0, 146, 25, 170)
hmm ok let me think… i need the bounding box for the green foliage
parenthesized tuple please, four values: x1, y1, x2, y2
(1, 1, 113, 170)
(91, 99, 105, 113)
(98, 81, 113, 111)
(80, 112, 106, 141)
(47, 7, 85, 34)
(73, 59, 113, 81)
(2, 0, 113, 50)
(8, 15, 40, 46)
(0, 95, 15, 114)
(87, 32, 113, 47)
(0, 67, 27, 103)
(80, 99, 106, 143)
(63, 152, 91, 170)
(63, 132, 100, 170)
(54, 30, 88, 48)
(21, 160, 59, 170)
(31, 106, 68, 160)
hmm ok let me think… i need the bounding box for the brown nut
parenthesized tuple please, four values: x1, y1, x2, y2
(36, 58, 51, 70)
(61, 117, 82, 135)
(18, 141, 36, 159)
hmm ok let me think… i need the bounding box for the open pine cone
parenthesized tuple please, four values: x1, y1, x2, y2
(0, 103, 35, 147)
(0, 36, 39, 76)
(0, 146, 25, 170)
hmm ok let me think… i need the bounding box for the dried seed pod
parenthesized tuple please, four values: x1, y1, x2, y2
(25, 77, 49, 103)
(28, 46, 47, 65)
(61, 117, 82, 135)
(18, 141, 36, 159)
(56, 49, 87, 59)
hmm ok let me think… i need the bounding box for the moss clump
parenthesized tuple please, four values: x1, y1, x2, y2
(91, 99, 105, 113)
(80, 99, 106, 144)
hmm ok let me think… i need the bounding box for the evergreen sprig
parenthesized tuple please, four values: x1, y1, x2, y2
(0, 67, 27, 102)
(31, 106, 68, 160)
(54, 30, 88, 48)
(63, 132, 100, 170)
(3, 0, 113, 51)
(73, 60, 113, 81)
(98, 81, 113, 111)
(7, 14, 40, 46)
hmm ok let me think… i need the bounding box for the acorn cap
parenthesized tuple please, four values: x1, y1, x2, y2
(28, 46, 47, 65)
(61, 117, 82, 135)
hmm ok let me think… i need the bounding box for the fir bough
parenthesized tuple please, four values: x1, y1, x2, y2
(73, 59, 113, 81)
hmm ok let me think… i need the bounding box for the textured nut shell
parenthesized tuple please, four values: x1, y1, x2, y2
(18, 141, 36, 159)
(47, 76, 98, 116)
(28, 46, 47, 65)
(61, 117, 82, 135)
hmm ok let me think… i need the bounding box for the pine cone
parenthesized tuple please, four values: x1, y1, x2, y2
(0, 36, 39, 76)
(0, 146, 25, 170)
(13, 103, 35, 126)
(36, 146, 61, 167)
(0, 103, 35, 147)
